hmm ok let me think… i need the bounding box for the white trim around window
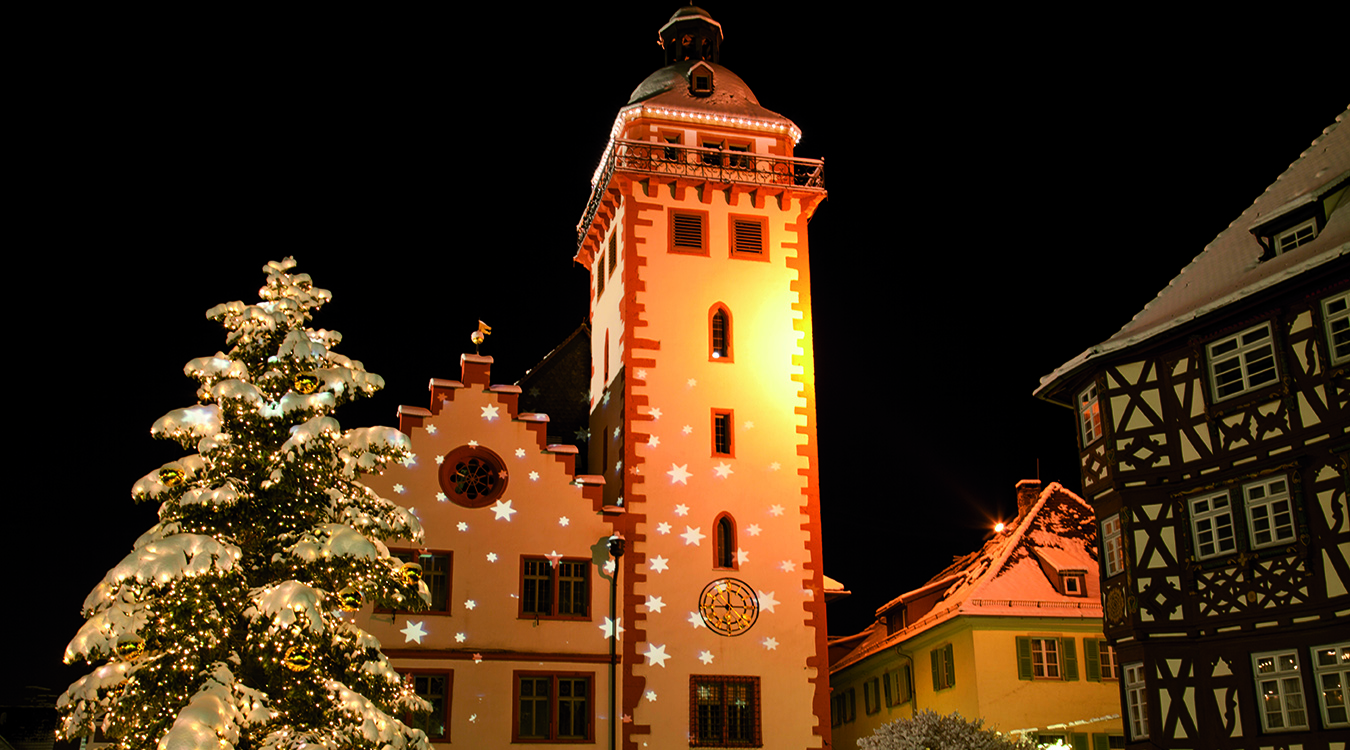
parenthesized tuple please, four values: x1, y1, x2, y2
(1078, 383, 1103, 446)
(1243, 476, 1296, 549)
(1253, 650, 1309, 732)
(1311, 642, 1349, 728)
(1189, 492, 1237, 560)
(1102, 514, 1125, 578)
(1207, 322, 1278, 401)
(1124, 662, 1148, 740)
(1324, 290, 1350, 366)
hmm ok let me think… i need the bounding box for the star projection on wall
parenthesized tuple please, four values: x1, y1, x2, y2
(491, 500, 516, 521)
(480, 405, 499, 421)
(649, 556, 670, 573)
(643, 644, 670, 667)
(400, 621, 428, 644)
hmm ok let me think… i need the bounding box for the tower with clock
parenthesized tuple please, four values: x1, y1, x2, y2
(577, 6, 831, 747)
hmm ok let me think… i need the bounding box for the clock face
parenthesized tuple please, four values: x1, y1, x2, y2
(698, 578, 759, 636)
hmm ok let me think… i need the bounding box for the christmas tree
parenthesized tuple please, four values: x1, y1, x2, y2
(58, 258, 432, 750)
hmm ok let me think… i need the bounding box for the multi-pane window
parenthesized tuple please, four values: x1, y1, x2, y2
(1099, 642, 1119, 680)
(1207, 322, 1278, 401)
(863, 678, 881, 715)
(1078, 383, 1103, 445)
(1189, 492, 1237, 559)
(710, 305, 732, 361)
(931, 643, 955, 690)
(1102, 514, 1125, 577)
(728, 143, 752, 169)
(389, 550, 451, 612)
(1312, 642, 1350, 727)
(1275, 218, 1318, 253)
(516, 672, 592, 742)
(406, 673, 451, 741)
(1253, 650, 1308, 732)
(883, 664, 912, 706)
(712, 410, 734, 457)
(1018, 637, 1079, 681)
(521, 557, 589, 619)
(1245, 477, 1295, 549)
(1125, 662, 1148, 740)
(1032, 639, 1060, 679)
(1324, 291, 1350, 365)
(691, 676, 761, 747)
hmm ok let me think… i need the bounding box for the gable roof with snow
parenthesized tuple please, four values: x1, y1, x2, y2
(1036, 109, 1350, 401)
(830, 481, 1100, 674)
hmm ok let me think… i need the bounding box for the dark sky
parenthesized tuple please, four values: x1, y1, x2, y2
(8, 6, 1346, 695)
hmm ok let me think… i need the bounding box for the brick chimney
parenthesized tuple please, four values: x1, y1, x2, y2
(1016, 479, 1042, 518)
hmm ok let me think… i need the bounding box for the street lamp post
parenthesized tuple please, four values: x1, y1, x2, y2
(606, 533, 626, 750)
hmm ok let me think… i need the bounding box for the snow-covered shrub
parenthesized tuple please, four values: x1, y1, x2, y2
(857, 709, 1037, 750)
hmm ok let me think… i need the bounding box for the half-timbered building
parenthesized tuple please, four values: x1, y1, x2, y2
(1035, 109, 1349, 748)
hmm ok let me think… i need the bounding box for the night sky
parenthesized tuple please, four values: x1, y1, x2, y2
(7, 6, 1346, 697)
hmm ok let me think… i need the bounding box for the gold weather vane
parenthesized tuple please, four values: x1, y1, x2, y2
(471, 320, 492, 353)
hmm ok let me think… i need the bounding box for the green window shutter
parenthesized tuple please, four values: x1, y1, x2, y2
(944, 643, 955, 687)
(1016, 636, 1033, 680)
(900, 664, 912, 703)
(931, 648, 942, 691)
(1085, 638, 1101, 682)
(883, 670, 893, 707)
(1071, 732, 1089, 750)
(1091, 733, 1110, 750)
(1062, 637, 1079, 681)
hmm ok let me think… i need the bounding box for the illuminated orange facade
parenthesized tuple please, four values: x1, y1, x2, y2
(357, 7, 831, 747)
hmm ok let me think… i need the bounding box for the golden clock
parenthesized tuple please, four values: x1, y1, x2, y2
(698, 578, 759, 636)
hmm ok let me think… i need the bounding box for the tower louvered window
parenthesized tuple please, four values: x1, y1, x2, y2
(731, 218, 764, 256)
(672, 211, 706, 253)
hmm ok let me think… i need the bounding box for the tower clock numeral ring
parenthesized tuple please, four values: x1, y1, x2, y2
(698, 578, 759, 636)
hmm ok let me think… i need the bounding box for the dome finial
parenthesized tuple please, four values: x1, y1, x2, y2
(657, 5, 723, 65)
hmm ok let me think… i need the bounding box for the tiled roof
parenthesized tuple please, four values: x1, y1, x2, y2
(1037, 108, 1350, 399)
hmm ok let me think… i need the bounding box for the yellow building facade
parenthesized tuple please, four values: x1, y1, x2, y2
(830, 481, 1125, 749)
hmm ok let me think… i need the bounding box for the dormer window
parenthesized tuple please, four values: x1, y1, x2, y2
(1251, 174, 1347, 260)
(689, 61, 714, 96)
(1061, 573, 1086, 597)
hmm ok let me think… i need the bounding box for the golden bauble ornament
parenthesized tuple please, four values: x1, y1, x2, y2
(116, 637, 145, 660)
(159, 468, 183, 487)
(399, 562, 423, 585)
(293, 372, 320, 395)
(338, 585, 363, 611)
(283, 644, 313, 672)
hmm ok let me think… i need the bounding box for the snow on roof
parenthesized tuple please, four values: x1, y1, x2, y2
(1036, 109, 1350, 400)
(830, 482, 1101, 675)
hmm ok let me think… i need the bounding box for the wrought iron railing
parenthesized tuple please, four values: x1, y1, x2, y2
(576, 139, 825, 246)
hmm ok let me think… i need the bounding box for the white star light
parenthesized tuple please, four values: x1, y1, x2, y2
(636, 369, 647, 379)
(645, 595, 666, 613)
(491, 500, 517, 521)
(435, 455, 445, 465)
(746, 524, 762, 536)
(469, 713, 477, 722)
(393, 484, 406, 494)
(529, 471, 539, 481)
(762, 637, 779, 650)
(647, 435, 660, 448)
(604, 559, 616, 574)
(744, 421, 754, 429)
(600, 617, 624, 640)
(769, 462, 781, 471)
(515, 448, 526, 458)
(401, 621, 428, 644)
(737, 548, 750, 565)
(486, 553, 498, 563)
(457, 521, 468, 531)
(400, 454, 416, 467)
(645, 690, 658, 702)
(602, 391, 611, 405)
(649, 407, 662, 419)
(455, 632, 466, 643)
(758, 591, 779, 613)
(467, 439, 479, 447)
(780, 560, 796, 572)
(681, 526, 706, 546)
(674, 504, 690, 516)
(769, 504, 785, 517)
(657, 522, 672, 535)
(643, 643, 670, 667)
(687, 611, 705, 629)
(545, 550, 564, 566)
(650, 556, 670, 573)
(687, 378, 697, 387)
(480, 405, 499, 421)
(698, 650, 715, 665)
(682, 424, 693, 435)
(464, 600, 477, 610)
(559, 516, 570, 526)
(614, 426, 622, 438)
(713, 462, 733, 478)
(436, 491, 448, 503)
(425, 424, 437, 434)
(668, 464, 692, 485)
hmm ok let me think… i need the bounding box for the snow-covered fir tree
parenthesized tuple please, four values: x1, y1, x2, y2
(58, 258, 432, 750)
(858, 710, 1037, 750)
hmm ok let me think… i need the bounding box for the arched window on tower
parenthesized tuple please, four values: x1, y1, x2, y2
(714, 513, 737, 569)
(604, 329, 610, 383)
(709, 304, 732, 362)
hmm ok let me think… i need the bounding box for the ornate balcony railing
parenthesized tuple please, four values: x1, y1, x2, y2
(576, 139, 825, 246)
